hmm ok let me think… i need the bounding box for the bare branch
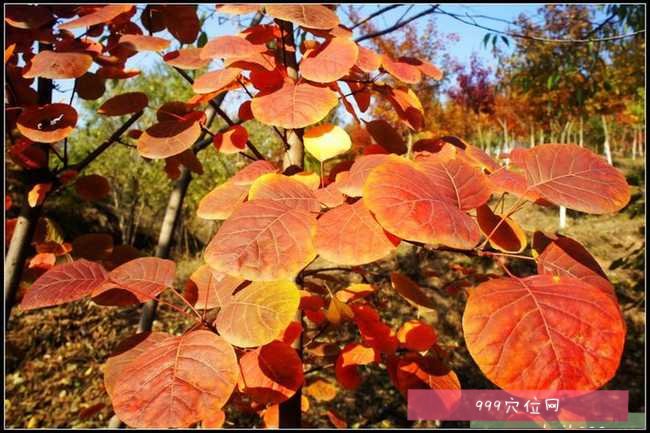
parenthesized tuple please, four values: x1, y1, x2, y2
(350, 4, 402, 30)
(355, 5, 440, 43)
(436, 7, 645, 44)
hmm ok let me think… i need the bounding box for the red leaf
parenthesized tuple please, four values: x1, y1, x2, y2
(366, 119, 406, 154)
(192, 68, 242, 94)
(97, 92, 148, 116)
(239, 340, 304, 404)
(74, 174, 111, 201)
(335, 154, 388, 197)
(118, 34, 170, 52)
(201, 35, 265, 60)
(17, 103, 78, 143)
(20, 259, 108, 310)
(396, 320, 437, 352)
(163, 48, 210, 70)
(213, 124, 248, 154)
(58, 5, 134, 29)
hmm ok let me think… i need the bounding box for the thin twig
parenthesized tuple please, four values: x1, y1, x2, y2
(350, 4, 402, 30)
(355, 5, 440, 43)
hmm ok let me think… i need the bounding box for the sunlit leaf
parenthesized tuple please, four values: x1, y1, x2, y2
(163, 48, 210, 70)
(213, 124, 248, 154)
(192, 68, 242, 94)
(184, 264, 245, 310)
(303, 123, 352, 162)
(119, 34, 170, 52)
(249, 173, 320, 212)
(205, 199, 316, 281)
(251, 80, 338, 129)
(215, 280, 300, 347)
(364, 156, 481, 249)
(201, 35, 265, 60)
(463, 275, 625, 390)
(300, 37, 358, 83)
(315, 199, 398, 266)
(265, 5, 339, 30)
(335, 154, 388, 197)
(58, 5, 134, 29)
(137, 119, 201, 159)
(23, 50, 92, 79)
(510, 144, 630, 213)
(197, 181, 249, 220)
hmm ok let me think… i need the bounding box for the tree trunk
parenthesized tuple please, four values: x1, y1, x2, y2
(579, 116, 584, 147)
(277, 19, 304, 429)
(4, 200, 42, 325)
(601, 115, 613, 165)
(539, 128, 545, 145)
(559, 206, 567, 229)
(137, 166, 192, 333)
(632, 127, 637, 160)
(529, 124, 535, 148)
(5, 43, 51, 323)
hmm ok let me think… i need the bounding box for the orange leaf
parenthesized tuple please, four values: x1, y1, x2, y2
(326, 409, 348, 428)
(364, 156, 480, 249)
(300, 37, 359, 83)
(110, 330, 238, 428)
(381, 55, 421, 84)
(510, 144, 630, 214)
(251, 80, 338, 129)
(304, 379, 338, 402)
(248, 173, 320, 213)
(463, 275, 625, 390)
(197, 180, 249, 220)
(356, 46, 380, 72)
(201, 35, 265, 60)
(205, 199, 316, 281)
(163, 48, 210, 70)
(137, 119, 201, 159)
(335, 154, 388, 197)
(192, 68, 242, 94)
(184, 264, 244, 310)
(315, 199, 398, 266)
(23, 50, 92, 79)
(265, 5, 339, 30)
(58, 5, 134, 29)
(119, 34, 170, 52)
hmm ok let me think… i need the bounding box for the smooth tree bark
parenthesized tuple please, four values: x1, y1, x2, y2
(601, 114, 613, 165)
(5, 43, 51, 325)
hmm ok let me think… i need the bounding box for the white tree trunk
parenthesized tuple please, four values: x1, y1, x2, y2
(579, 116, 584, 147)
(530, 124, 535, 148)
(559, 206, 567, 229)
(601, 115, 613, 165)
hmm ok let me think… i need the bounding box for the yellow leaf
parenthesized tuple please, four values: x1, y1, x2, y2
(304, 123, 352, 162)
